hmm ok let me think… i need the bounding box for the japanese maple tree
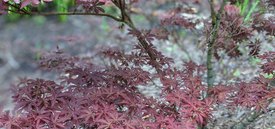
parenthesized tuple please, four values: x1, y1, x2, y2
(0, 0, 274, 129)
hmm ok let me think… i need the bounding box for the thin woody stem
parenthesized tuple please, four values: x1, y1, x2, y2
(206, 0, 227, 89)
(114, 0, 162, 73)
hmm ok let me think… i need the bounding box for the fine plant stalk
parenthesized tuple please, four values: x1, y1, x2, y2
(207, 0, 227, 88)
(204, 2, 227, 129)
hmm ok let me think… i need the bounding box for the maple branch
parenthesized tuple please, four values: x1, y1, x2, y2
(114, 0, 162, 74)
(124, 19, 162, 74)
(206, 0, 227, 88)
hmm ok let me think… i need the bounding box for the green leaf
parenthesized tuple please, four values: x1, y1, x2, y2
(244, 0, 259, 22)
(233, 69, 241, 77)
(263, 73, 274, 79)
(249, 56, 261, 66)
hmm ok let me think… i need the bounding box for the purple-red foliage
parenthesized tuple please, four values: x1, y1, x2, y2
(77, 0, 106, 13)
(205, 4, 253, 58)
(230, 76, 271, 111)
(160, 7, 199, 29)
(0, 1, 8, 14)
(3, 48, 272, 129)
(258, 52, 275, 74)
(0, 46, 202, 128)
(253, 14, 275, 36)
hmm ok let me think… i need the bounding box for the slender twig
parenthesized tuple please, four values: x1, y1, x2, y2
(206, 0, 227, 89)
(114, 0, 161, 73)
